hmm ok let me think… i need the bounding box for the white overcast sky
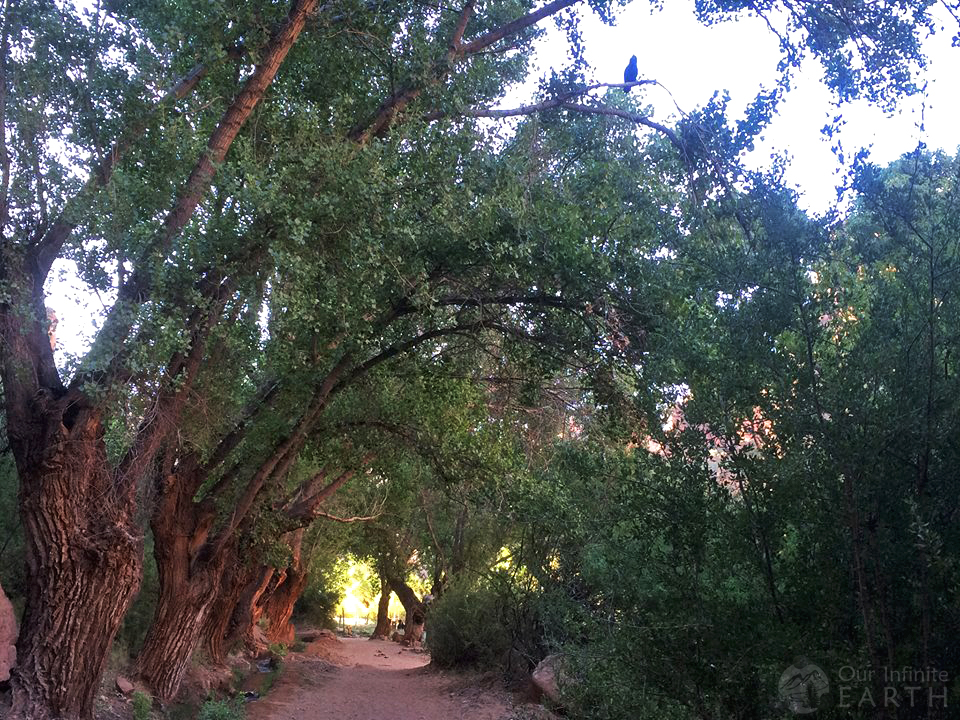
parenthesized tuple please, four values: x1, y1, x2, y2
(46, 0, 960, 360)
(522, 0, 960, 213)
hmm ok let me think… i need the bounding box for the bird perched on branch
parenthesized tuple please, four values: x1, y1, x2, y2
(623, 55, 638, 92)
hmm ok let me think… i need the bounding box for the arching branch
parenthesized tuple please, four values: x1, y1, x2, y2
(349, 0, 582, 144)
(85, 0, 320, 385)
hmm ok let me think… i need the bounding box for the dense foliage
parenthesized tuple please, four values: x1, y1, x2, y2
(1, 0, 958, 718)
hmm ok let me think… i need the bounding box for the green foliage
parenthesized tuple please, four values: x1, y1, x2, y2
(426, 578, 516, 670)
(0, 452, 25, 607)
(131, 691, 152, 720)
(483, 151, 960, 719)
(196, 697, 245, 720)
(266, 643, 287, 658)
(258, 661, 283, 696)
(0, 0, 952, 714)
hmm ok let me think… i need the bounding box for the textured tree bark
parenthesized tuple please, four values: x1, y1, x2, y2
(261, 531, 308, 645)
(133, 567, 222, 702)
(9, 418, 142, 720)
(134, 471, 226, 702)
(203, 562, 272, 662)
(371, 571, 393, 640)
(202, 558, 257, 664)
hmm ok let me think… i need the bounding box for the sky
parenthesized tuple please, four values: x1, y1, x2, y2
(46, 0, 960, 361)
(517, 0, 960, 213)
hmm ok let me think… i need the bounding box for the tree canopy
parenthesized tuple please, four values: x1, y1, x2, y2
(0, 1, 958, 718)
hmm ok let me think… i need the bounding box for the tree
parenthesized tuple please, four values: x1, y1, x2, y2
(0, 0, 944, 715)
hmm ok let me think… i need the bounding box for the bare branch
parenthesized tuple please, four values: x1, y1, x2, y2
(560, 102, 684, 151)
(313, 509, 382, 523)
(423, 80, 657, 121)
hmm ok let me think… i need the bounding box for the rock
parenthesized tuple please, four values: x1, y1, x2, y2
(115, 676, 134, 695)
(532, 654, 567, 706)
(317, 629, 336, 640)
(0, 582, 17, 683)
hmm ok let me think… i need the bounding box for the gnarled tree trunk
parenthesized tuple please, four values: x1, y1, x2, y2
(9, 414, 142, 720)
(261, 531, 308, 645)
(203, 561, 272, 663)
(202, 558, 261, 664)
(387, 575, 425, 644)
(134, 470, 227, 702)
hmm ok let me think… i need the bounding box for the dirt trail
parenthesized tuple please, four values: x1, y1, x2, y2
(245, 636, 513, 720)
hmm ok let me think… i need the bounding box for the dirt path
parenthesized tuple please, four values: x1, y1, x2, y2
(245, 636, 514, 720)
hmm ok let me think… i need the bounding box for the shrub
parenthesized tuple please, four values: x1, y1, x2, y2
(131, 691, 152, 720)
(259, 663, 282, 696)
(267, 642, 288, 658)
(197, 697, 245, 720)
(426, 577, 519, 670)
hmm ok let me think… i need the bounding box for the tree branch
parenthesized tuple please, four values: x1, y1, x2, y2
(423, 80, 658, 122)
(29, 54, 235, 280)
(313, 509, 382, 523)
(205, 351, 353, 558)
(0, 0, 12, 237)
(115, 274, 237, 486)
(458, 0, 578, 55)
(284, 453, 376, 523)
(84, 0, 319, 384)
(560, 102, 684, 151)
(349, 0, 581, 144)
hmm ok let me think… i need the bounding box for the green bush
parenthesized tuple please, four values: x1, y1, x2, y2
(425, 577, 519, 670)
(131, 691, 152, 720)
(259, 662, 282, 696)
(292, 581, 342, 630)
(196, 697, 245, 720)
(267, 642, 287, 658)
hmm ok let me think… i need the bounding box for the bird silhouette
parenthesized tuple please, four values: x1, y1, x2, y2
(623, 55, 638, 92)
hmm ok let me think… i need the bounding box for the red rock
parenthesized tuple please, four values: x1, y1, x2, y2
(532, 654, 567, 706)
(115, 676, 134, 695)
(0, 582, 17, 683)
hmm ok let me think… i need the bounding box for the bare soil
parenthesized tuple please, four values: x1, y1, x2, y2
(246, 636, 516, 720)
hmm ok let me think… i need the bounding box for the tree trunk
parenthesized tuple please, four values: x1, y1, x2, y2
(202, 558, 256, 664)
(203, 562, 272, 662)
(133, 566, 223, 701)
(9, 421, 142, 720)
(134, 467, 227, 701)
(261, 531, 308, 646)
(371, 570, 393, 640)
(387, 575, 425, 644)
